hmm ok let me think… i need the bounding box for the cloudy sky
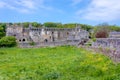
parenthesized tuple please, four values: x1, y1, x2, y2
(0, 0, 120, 25)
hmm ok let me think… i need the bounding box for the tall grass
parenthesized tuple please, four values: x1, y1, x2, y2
(0, 46, 120, 80)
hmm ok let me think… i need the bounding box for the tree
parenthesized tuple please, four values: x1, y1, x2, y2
(0, 27, 5, 39)
(109, 25, 120, 31)
(31, 22, 42, 27)
(0, 23, 6, 32)
(94, 26, 110, 38)
(23, 22, 29, 28)
(0, 36, 17, 47)
(95, 30, 109, 38)
(63, 23, 93, 30)
(56, 23, 63, 28)
(43, 22, 57, 27)
(63, 23, 76, 28)
(80, 24, 93, 31)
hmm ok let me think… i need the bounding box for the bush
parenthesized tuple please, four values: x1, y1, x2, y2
(0, 26, 5, 39)
(29, 41, 35, 46)
(44, 71, 61, 80)
(0, 36, 17, 47)
(85, 43, 92, 46)
(92, 38, 96, 42)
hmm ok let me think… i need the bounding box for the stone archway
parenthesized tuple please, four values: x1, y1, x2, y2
(44, 39, 48, 43)
(23, 39, 26, 42)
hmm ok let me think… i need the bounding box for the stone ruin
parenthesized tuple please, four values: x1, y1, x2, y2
(6, 23, 89, 47)
(92, 38, 120, 49)
(86, 31, 120, 62)
(92, 31, 120, 49)
(109, 32, 120, 38)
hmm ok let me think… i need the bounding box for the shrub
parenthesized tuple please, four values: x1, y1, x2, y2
(85, 43, 92, 46)
(0, 26, 5, 39)
(0, 36, 17, 47)
(29, 41, 35, 46)
(92, 38, 96, 42)
(44, 71, 61, 80)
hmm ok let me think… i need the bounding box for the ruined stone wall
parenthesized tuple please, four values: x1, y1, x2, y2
(6, 24, 89, 47)
(109, 32, 120, 38)
(92, 38, 120, 49)
(28, 28, 78, 43)
(18, 40, 80, 48)
(6, 26, 23, 36)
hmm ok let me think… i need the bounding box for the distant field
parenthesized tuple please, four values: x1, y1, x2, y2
(0, 46, 120, 80)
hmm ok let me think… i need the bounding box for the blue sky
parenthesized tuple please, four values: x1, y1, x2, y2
(0, 0, 120, 26)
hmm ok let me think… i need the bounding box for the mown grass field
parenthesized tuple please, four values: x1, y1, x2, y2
(0, 46, 120, 80)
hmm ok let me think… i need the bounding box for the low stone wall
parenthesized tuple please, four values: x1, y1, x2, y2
(18, 41, 79, 48)
(92, 38, 120, 49)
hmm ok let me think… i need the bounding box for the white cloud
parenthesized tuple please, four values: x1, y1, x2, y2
(0, 0, 64, 14)
(0, 0, 37, 13)
(15, 0, 36, 9)
(0, 0, 52, 13)
(71, 0, 82, 6)
(76, 0, 120, 21)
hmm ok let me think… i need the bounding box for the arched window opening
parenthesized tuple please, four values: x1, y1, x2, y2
(44, 39, 48, 43)
(23, 39, 26, 42)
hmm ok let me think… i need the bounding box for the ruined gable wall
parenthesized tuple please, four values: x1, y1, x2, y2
(6, 24, 23, 37)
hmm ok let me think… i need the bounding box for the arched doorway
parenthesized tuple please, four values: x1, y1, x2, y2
(44, 39, 48, 43)
(23, 39, 26, 42)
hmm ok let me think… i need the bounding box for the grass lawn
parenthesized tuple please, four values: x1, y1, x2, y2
(0, 46, 120, 80)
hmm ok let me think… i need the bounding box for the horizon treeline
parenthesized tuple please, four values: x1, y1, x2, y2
(1, 22, 120, 30)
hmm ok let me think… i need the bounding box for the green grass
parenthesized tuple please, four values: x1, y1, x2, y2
(0, 46, 120, 80)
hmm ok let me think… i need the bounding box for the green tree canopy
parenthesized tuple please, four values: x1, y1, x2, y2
(23, 22, 29, 28)
(43, 22, 58, 28)
(63, 23, 76, 28)
(0, 23, 6, 32)
(0, 27, 5, 39)
(80, 24, 93, 31)
(109, 25, 120, 31)
(31, 22, 42, 27)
